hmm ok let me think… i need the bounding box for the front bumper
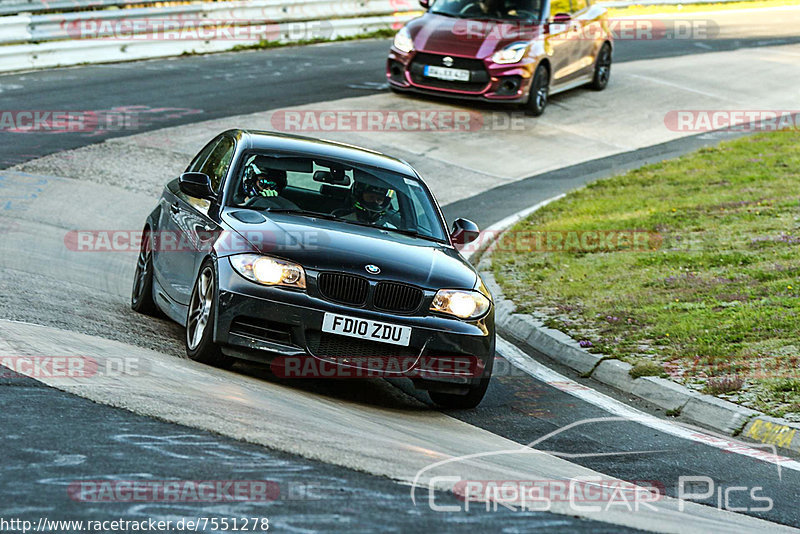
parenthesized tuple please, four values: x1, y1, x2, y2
(214, 260, 495, 389)
(387, 48, 535, 104)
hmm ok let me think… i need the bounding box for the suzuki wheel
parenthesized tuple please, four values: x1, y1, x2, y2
(524, 63, 550, 117)
(591, 42, 612, 91)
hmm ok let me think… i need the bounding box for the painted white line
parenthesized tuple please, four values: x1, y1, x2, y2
(497, 336, 800, 474)
(462, 194, 566, 262)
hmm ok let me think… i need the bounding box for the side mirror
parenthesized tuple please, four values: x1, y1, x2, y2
(552, 12, 571, 24)
(179, 172, 215, 200)
(450, 218, 480, 245)
(419, 0, 431, 8)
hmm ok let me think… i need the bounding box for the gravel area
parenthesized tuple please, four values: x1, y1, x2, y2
(12, 140, 190, 197)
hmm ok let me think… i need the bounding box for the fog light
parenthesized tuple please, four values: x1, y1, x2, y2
(497, 77, 522, 96)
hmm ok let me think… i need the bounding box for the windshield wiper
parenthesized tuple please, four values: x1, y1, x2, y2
(337, 219, 444, 243)
(263, 208, 340, 221)
(384, 227, 445, 243)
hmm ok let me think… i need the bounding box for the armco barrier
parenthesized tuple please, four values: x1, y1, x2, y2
(0, 0, 209, 17)
(0, 0, 419, 72)
(30, 0, 414, 42)
(0, 13, 415, 73)
(0, 14, 32, 45)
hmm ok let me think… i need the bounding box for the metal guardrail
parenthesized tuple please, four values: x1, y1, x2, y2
(0, 0, 192, 17)
(26, 0, 416, 42)
(0, 0, 419, 72)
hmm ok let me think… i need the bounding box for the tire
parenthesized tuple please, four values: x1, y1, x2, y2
(523, 63, 550, 117)
(590, 42, 612, 91)
(131, 229, 159, 316)
(429, 352, 494, 409)
(185, 260, 230, 367)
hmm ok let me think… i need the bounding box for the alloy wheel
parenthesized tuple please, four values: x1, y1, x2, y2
(187, 266, 214, 350)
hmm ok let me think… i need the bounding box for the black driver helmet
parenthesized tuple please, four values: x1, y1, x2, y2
(351, 169, 392, 223)
(244, 167, 288, 198)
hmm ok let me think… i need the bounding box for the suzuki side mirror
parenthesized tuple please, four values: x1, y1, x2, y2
(552, 12, 571, 24)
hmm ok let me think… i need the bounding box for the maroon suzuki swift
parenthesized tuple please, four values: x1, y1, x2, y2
(387, 0, 612, 115)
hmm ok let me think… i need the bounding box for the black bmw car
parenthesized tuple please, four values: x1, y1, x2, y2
(132, 130, 495, 408)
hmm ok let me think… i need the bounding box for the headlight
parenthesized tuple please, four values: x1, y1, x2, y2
(230, 254, 306, 289)
(491, 42, 528, 64)
(431, 289, 490, 320)
(393, 27, 414, 54)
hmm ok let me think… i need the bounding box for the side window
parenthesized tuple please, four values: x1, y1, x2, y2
(199, 136, 235, 192)
(570, 0, 587, 13)
(186, 138, 220, 173)
(549, 0, 571, 16)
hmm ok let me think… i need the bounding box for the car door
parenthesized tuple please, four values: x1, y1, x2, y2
(570, 0, 598, 78)
(157, 134, 235, 306)
(545, 0, 580, 85)
(153, 136, 220, 304)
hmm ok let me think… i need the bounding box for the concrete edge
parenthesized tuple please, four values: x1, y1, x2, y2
(479, 244, 800, 453)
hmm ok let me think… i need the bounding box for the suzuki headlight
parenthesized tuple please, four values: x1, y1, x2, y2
(431, 289, 490, 320)
(230, 254, 306, 289)
(393, 26, 414, 54)
(492, 42, 528, 64)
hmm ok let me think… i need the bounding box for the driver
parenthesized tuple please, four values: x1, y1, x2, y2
(333, 172, 396, 227)
(242, 168, 299, 210)
(244, 168, 287, 201)
(478, 0, 519, 17)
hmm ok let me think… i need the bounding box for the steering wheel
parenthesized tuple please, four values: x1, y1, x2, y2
(513, 9, 538, 18)
(458, 2, 482, 15)
(243, 195, 265, 208)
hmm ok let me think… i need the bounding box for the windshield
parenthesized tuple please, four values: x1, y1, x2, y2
(430, 0, 544, 20)
(227, 152, 448, 242)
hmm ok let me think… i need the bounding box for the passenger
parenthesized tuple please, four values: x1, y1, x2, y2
(333, 172, 397, 227)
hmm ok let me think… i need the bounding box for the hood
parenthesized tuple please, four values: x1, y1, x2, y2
(407, 13, 542, 59)
(220, 210, 478, 290)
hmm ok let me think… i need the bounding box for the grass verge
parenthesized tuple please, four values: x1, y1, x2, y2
(492, 130, 800, 418)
